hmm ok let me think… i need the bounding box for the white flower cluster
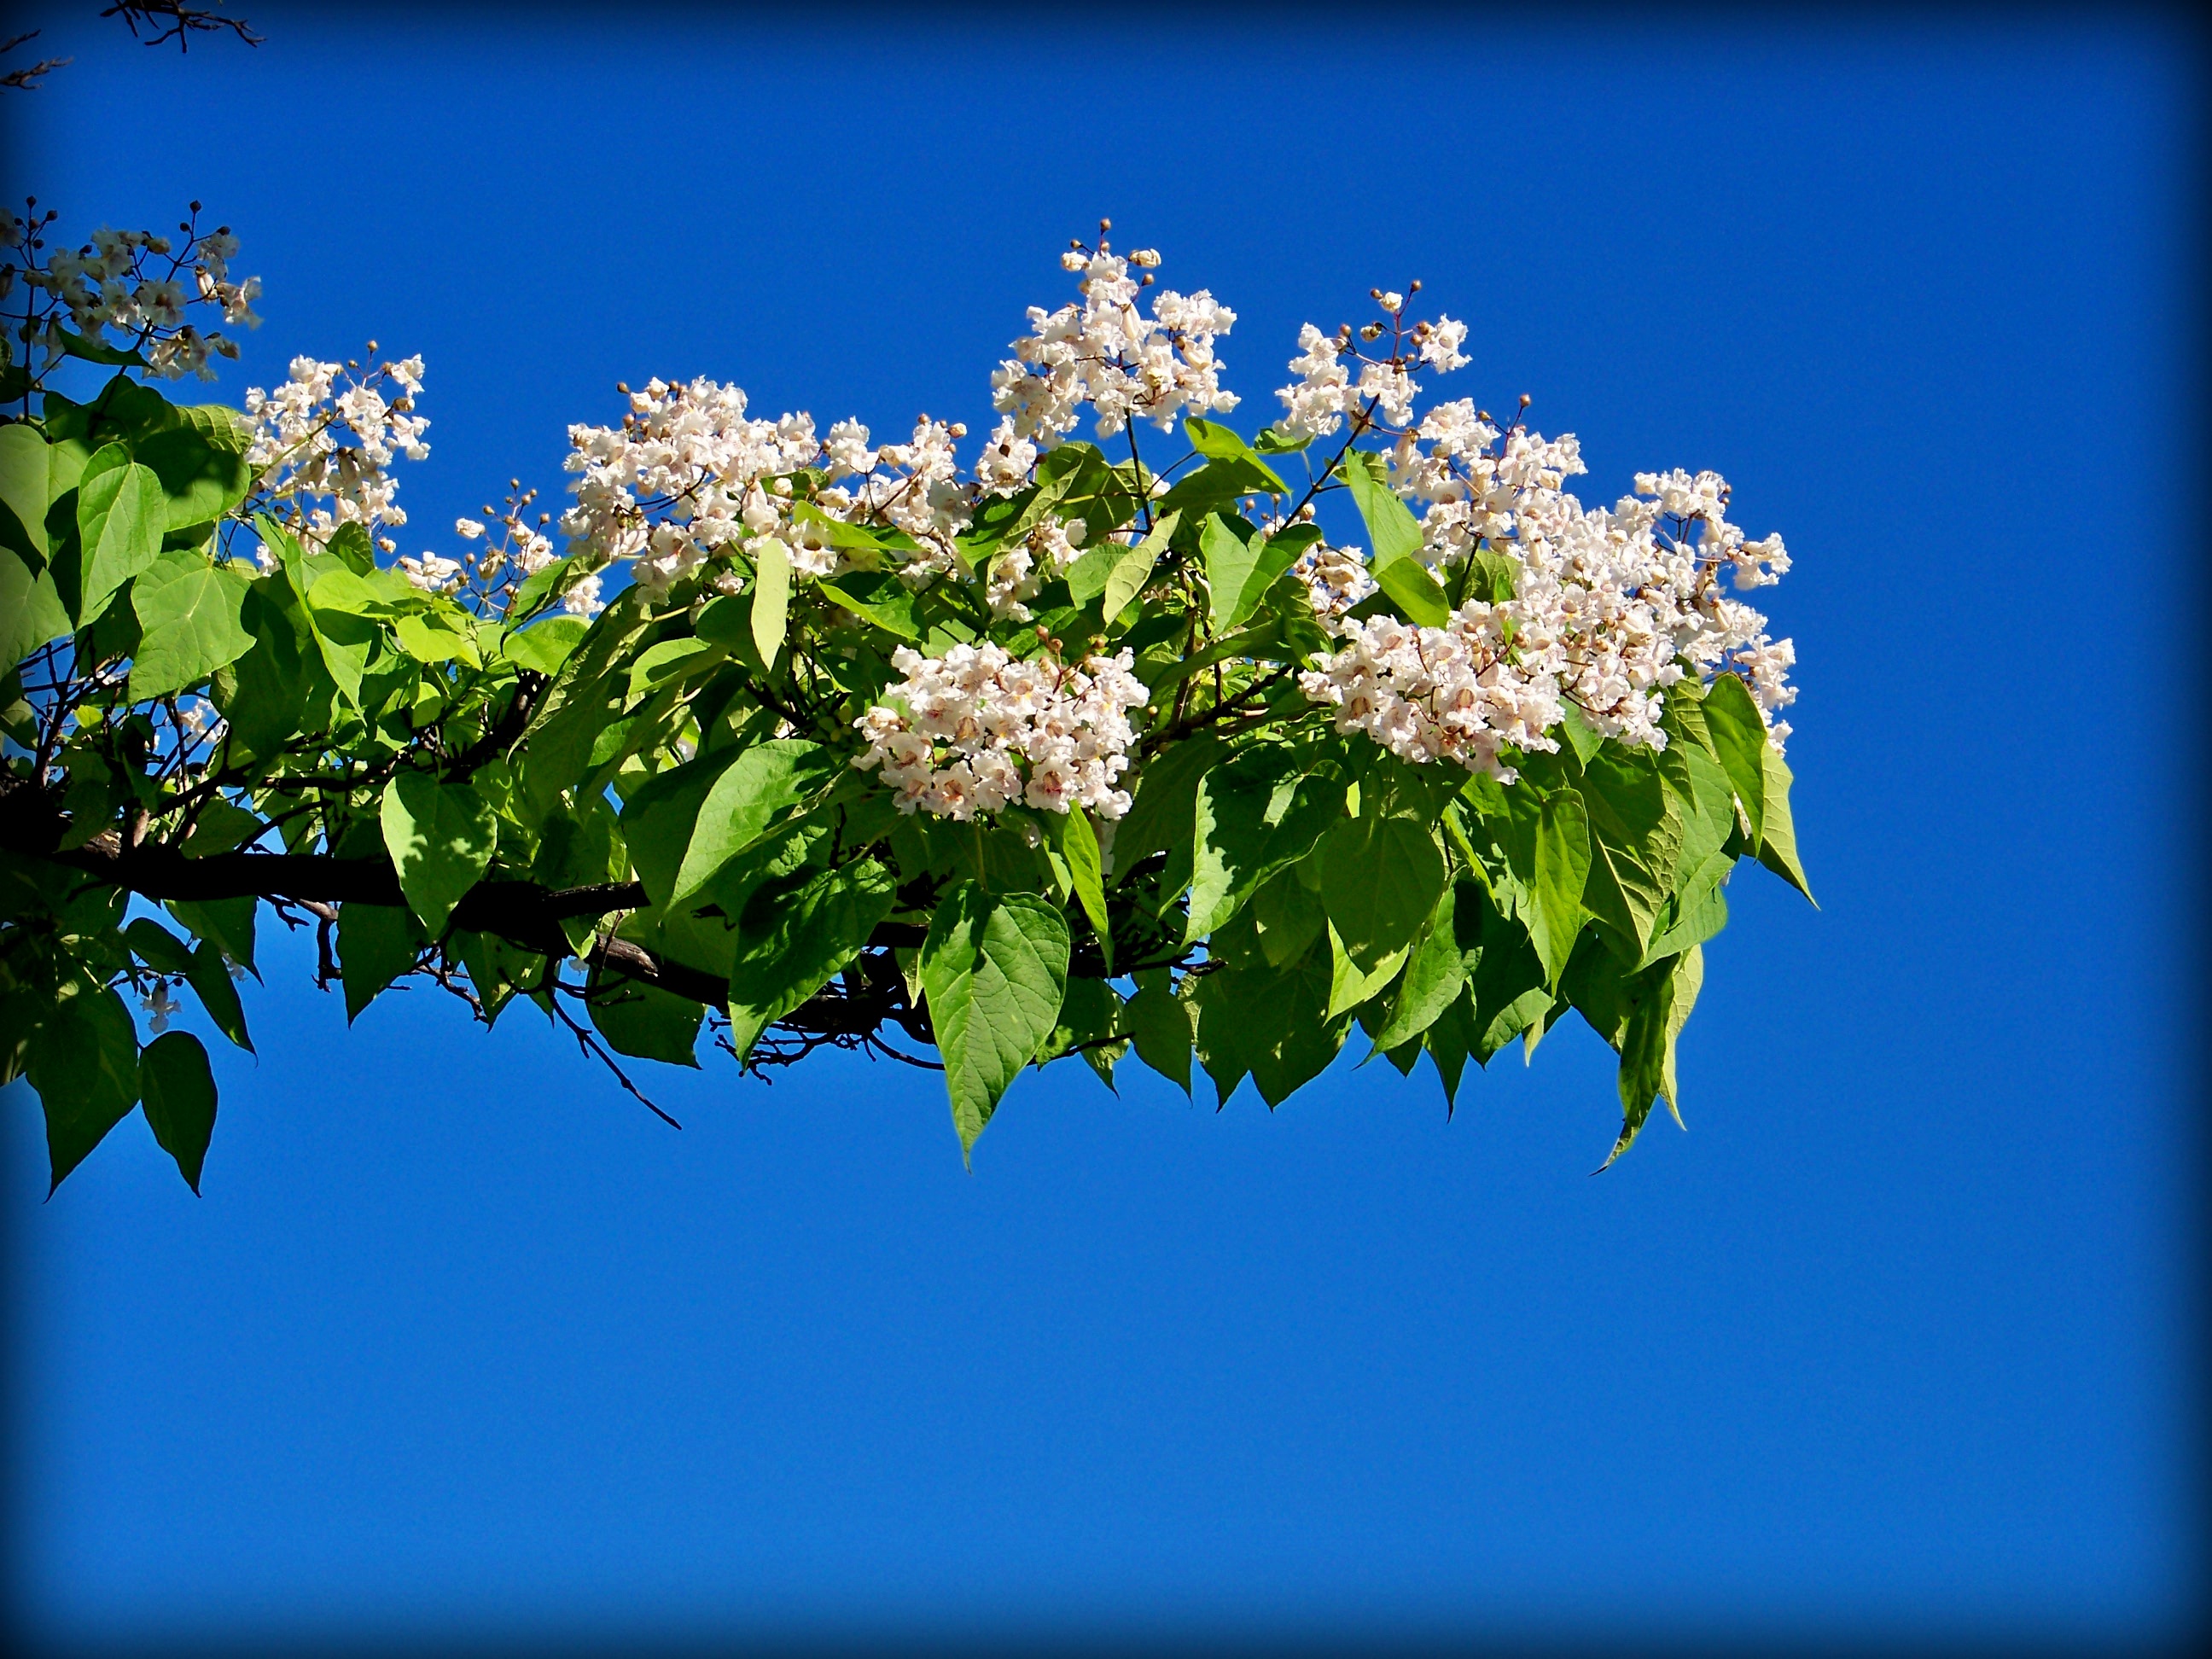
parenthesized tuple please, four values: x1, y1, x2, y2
(1301, 605, 1561, 783)
(561, 376, 821, 595)
(1274, 307, 1468, 443)
(853, 643, 1150, 821)
(1, 207, 260, 381)
(980, 515, 1086, 620)
(981, 231, 1238, 480)
(1265, 281, 1797, 760)
(558, 376, 982, 602)
(1291, 539, 1377, 627)
(1301, 445, 1798, 761)
(245, 352, 429, 551)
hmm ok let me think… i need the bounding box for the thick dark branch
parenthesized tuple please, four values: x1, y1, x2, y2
(586, 935, 723, 1008)
(2, 777, 942, 1053)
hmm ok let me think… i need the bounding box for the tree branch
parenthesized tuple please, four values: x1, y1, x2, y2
(1, 775, 944, 1051)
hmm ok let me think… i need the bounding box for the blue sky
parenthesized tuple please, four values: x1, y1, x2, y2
(2, 6, 2200, 1647)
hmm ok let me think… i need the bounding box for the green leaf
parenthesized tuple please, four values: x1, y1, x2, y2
(790, 499, 902, 553)
(1200, 947, 1346, 1108)
(1067, 510, 1177, 617)
(618, 751, 741, 908)
(920, 884, 1070, 1162)
(0, 422, 55, 562)
(586, 971, 703, 1068)
(1159, 454, 1288, 520)
(1250, 868, 1328, 967)
(323, 521, 378, 576)
(1316, 812, 1447, 973)
(1659, 740, 1737, 927)
(138, 1030, 218, 1194)
(300, 561, 399, 615)
(501, 615, 591, 676)
(1410, 986, 1466, 1108)
(727, 861, 898, 1059)
(1658, 946, 1703, 1122)
(750, 534, 790, 665)
(1644, 883, 1728, 966)
(1052, 806, 1111, 974)
(1463, 548, 1517, 604)
(1657, 675, 1715, 758)
(128, 554, 254, 699)
(1503, 784, 1591, 988)
(393, 608, 480, 667)
(1575, 748, 1679, 960)
(1325, 921, 1408, 1022)
(1044, 976, 1126, 1091)
(454, 928, 544, 1024)
(1369, 884, 1464, 1051)
(1183, 418, 1291, 495)
(813, 569, 924, 640)
(1597, 945, 1705, 1169)
(506, 550, 586, 622)
(1103, 509, 1179, 620)
(26, 984, 140, 1192)
(1, 546, 72, 672)
(73, 451, 166, 624)
(1201, 512, 1304, 635)
(57, 327, 148, 367)
(1110, 731, 1220, 885)
(1370, 554, 1451, 627)
(291, 557, 393, 707)
(220, 574, 317, 757)
(1188, 748, 1346, 942)
(380, 772, 497, 934)
(133, 404, 253, 533)
(181, 798, 265, 859)
(1755, 742, 1814, 904)
(1461, 882, 1552, 1062)
(1555, 702, 1603, 765)
(668, 738, 833, 909)
(1699, 672, 1767, 845)
(1340, 450, 1423, 569)
(166, 896, 256, 975)
(337, 903, 426, 1022)
(125, 917, 195, 974)
(184, 940, 253, 1052)
(1126, 969, 1194, 1095)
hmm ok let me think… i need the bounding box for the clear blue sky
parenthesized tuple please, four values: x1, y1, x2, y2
(3, 6, 2200, 1647)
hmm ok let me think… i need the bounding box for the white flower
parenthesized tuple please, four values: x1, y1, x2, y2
(853, 643, 1150, 821)
(562, 572, 605, 617)
(397, 552, 464, 592)
(989, 244, 1239, 447)
(141, 982, 181, 1034)
(244, 354, 428, 548)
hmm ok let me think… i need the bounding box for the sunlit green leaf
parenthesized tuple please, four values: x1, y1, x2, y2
(727, 861, 897, 1060)
(921, 884, 1069, 1162)
(381, 772, 497, 934)
(129, 554, 254, 699)
(73, 450, 166, 624)
(1340, 450, 1423, 569)
(1317, 812, 1447, 973)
